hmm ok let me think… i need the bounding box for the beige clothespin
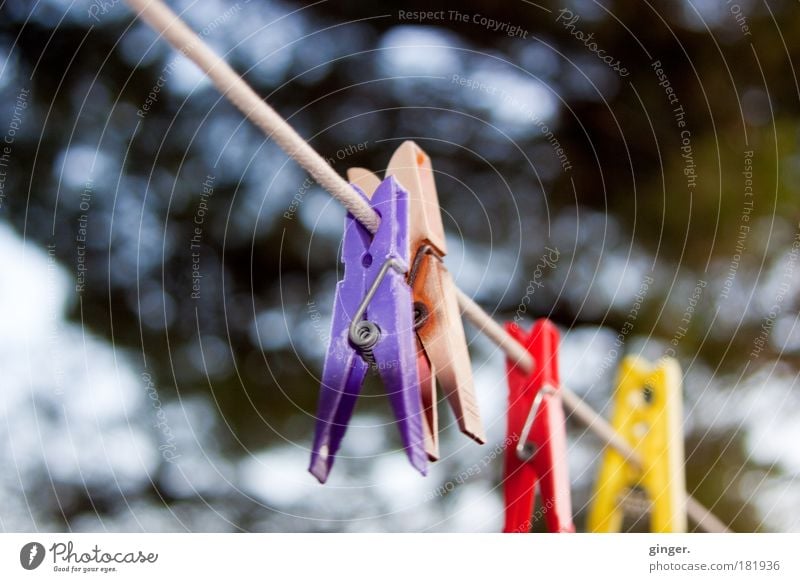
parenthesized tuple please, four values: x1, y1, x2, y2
(347, 141, 485, 459)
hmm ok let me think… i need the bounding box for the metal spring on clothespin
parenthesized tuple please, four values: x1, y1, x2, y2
(407, 243, 437, 331)
(348, 257, 406, 365)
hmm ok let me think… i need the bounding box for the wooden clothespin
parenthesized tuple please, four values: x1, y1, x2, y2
(347, 141, 484, 460)
(503, 319, 574, 533)
(587, 356, 687, 532)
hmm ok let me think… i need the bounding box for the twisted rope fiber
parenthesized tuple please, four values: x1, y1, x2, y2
(124, 0, 729, 533)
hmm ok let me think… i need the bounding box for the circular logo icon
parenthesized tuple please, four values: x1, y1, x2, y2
(20, 542, 45, 570)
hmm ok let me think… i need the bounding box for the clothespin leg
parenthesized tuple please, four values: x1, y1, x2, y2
(308, 239, 369, 483)
(503, 322, 538, 532)
(586, 446, 628, 532)
(533, 392, 575, 533)
(309, 333, 369, 483)
(503, 459, 539, 532)
(370, 273, 428, 475)
(415, 253, 485, 443)
(648, 358, 687, 532)
(417, 344, 439, 461)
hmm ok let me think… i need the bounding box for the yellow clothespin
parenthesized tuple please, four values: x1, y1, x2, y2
(587, 356, 687, 532)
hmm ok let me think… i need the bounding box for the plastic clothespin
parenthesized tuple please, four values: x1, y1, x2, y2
(503, 319, 574, 533)
(348, 141, 484, 461)
(308, 176, 427, 483)
(587, 356, 687, 532)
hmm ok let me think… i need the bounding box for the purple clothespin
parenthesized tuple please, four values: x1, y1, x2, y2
(309, 176, 427, 483)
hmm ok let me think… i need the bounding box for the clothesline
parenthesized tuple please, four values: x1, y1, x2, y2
(124, 0, 730, 533)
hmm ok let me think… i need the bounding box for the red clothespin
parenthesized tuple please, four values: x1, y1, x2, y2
(503, 319, 574, 533)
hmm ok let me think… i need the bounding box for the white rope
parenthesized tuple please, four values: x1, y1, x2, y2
(124, 0, 379, 233)
(455, 289, 535, 371)
(123, 0, 730, 533)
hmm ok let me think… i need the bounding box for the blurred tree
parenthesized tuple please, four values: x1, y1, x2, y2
(0, 0, 797, 532)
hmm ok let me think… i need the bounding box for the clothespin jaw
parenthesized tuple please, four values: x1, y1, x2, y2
(347, 167, 381, 196)
(347, 143, 485, 461)
(503, 319, 574, 533)
(587, 356, 687, 532)
(385, 141, 447, 254)
(309, 176, 427, 483)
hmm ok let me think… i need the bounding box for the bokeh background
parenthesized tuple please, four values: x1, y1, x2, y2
(0, 0, 798, 532)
